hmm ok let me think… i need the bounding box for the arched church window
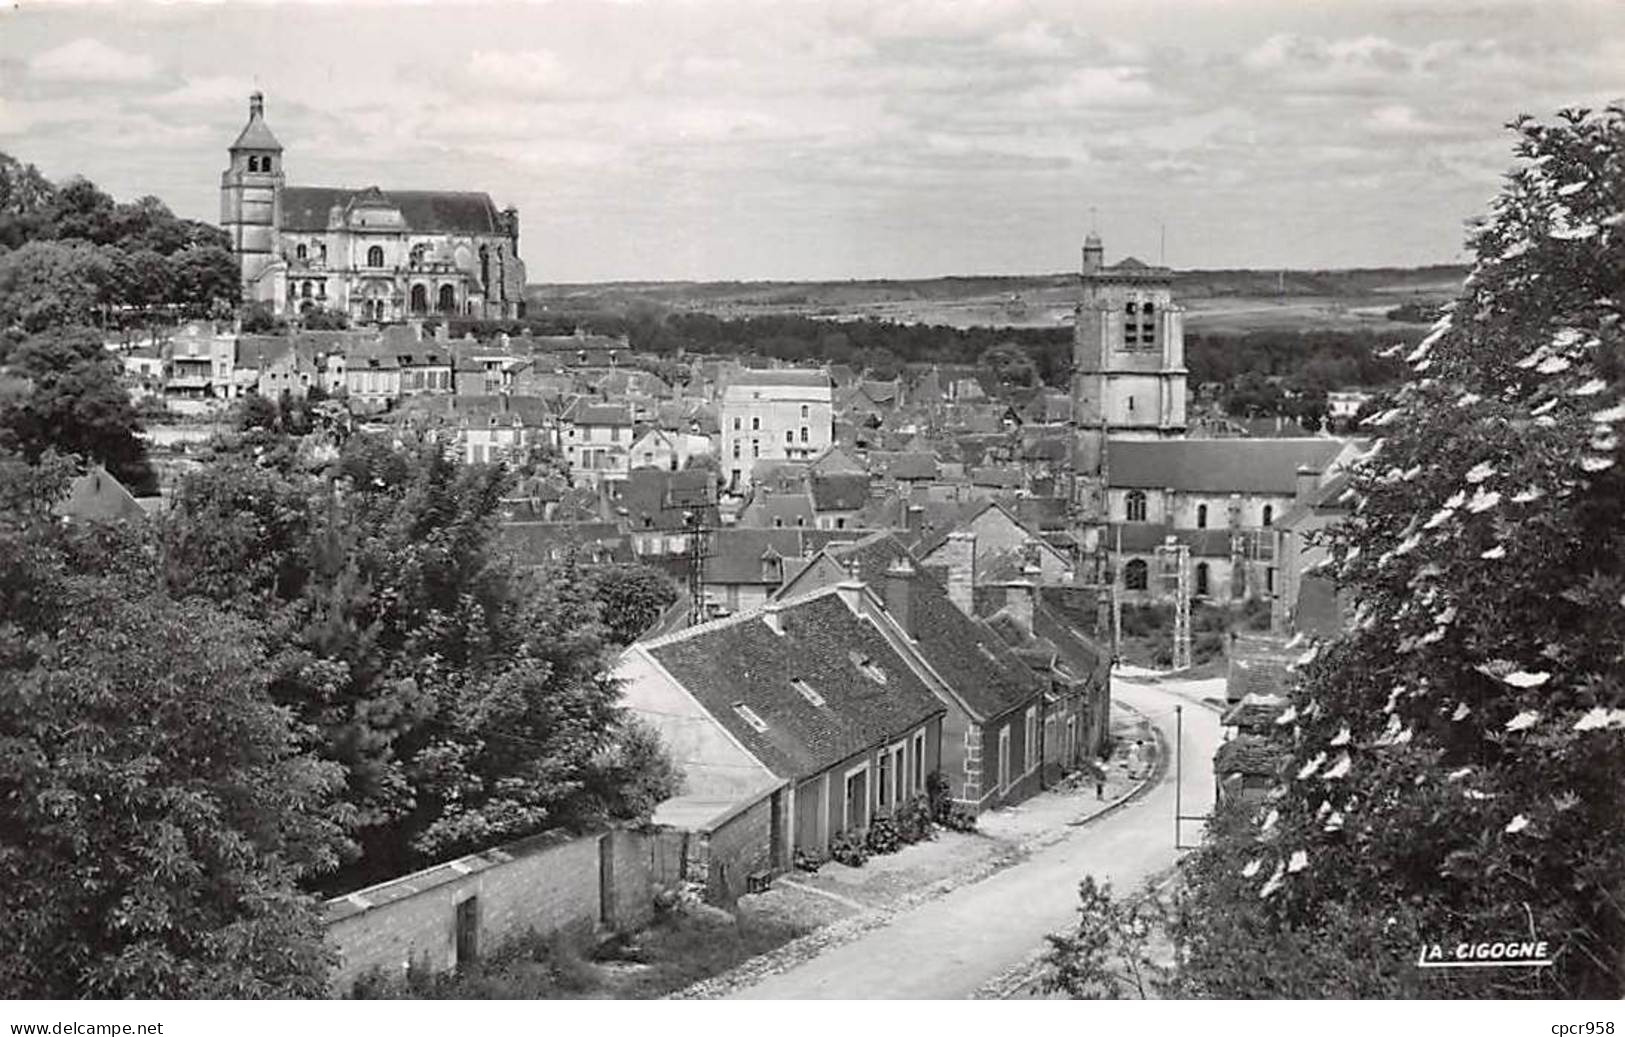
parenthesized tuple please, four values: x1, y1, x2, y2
(296, 244, 308, 261)
(437, 284, 456, 313)
(247, 156, 258, 173)
(1125, 301, 1137, 315)
(1196, 562, 1210, 597)
(368, 246, 385, 268)
(479, 245, 491, 294)
(1126, 490, 1147, 523)
(410, 284, 428, 314)
(1197, 503, 1208, 529)
(1124, 559, 1148, 591)
(1262, 504, 1274, 528)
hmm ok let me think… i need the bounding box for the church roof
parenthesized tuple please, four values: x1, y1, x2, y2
(1108, 438, 1349, 495)
(230, 107, 282, 152)
(280, 186, 503, 234)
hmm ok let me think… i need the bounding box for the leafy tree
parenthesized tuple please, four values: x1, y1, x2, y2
(0, 326, 156, 494)
(165, 434, 680, 886)
(1088, 107, 1625, 1000)
(0, 455, 350, 997)
(1042, 877, 1164, 999)
(583, 562, 678, 646)
(0, 241, 112, 332)
(980, 341, 1039, 387)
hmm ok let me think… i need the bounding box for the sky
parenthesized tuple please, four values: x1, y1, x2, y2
(1, 0, 1623, 282)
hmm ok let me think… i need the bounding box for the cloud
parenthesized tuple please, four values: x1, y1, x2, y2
(28, 38, 158, 85)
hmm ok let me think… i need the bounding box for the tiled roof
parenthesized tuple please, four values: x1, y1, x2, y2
(1213, 734, 1289, 779)
(1033, 601, 1108, 682)
(739, 491, 815, 530)
(615, 469, 718, 532)
(810, 473, 870, 512)
(564, 401, 633, 426)
(870, 450, 939, 481)
(970, 465, 1023, 489)
(1220, 693, 1289, 732)
(496, 522, 628, 565)
(1108, 439, 1349, 495)
(727, 369, 831, 389)
(1226, 636, 1299, 702)
(281, 186, 503, 234)
(645, 590, 945, 781)
(817, 533, 1044, 721)
(705, 528, 807, 585)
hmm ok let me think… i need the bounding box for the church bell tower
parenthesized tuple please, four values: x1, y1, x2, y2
(1070, 232, 1188, 568)
(221, 91, 285, 308)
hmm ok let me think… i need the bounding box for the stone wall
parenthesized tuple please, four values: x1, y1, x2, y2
(694, 793, 776, 906)
(322, 825, 688, 996)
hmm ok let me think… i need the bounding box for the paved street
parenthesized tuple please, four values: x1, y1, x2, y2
(727, 676, 1223, 999)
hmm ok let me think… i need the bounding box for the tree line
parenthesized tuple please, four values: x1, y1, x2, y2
(0, 152, 240, 338)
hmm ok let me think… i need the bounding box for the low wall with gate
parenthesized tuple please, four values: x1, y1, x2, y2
(322, 825, 690, 996)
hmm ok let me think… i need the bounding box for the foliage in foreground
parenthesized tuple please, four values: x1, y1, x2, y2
(0, 453, 345, 997)
(1047, 106, 1625, 999)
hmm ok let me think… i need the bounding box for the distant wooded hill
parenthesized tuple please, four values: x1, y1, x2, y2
(527, 265, 1467, 313)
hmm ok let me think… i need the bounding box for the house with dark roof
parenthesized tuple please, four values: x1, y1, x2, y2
(1106, 437, 1364, 606)
(776, 532, 1088, 813)
(54, 464, 147, 524)
(558, 399, 635, 487)
(614, 585, 946, 892)
(913, 499, 1074, 586)
(809, 473, 871, 531)
(1271, 465, 1359, 638)
(496, 521, 630, 566)
(738, 489, 817, 531)
(611, 468, 719, 558)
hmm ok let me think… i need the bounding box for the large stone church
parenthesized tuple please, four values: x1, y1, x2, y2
(220, 92, 527, 323)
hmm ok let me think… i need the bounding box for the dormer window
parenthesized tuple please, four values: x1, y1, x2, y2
(791, 679, 825, 707)
(368, 246, 385, 268)
(732, 703, 769, 733)
(296, 243, 308, 261)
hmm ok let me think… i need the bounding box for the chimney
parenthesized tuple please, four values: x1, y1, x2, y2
(905, 504, 925, 538)
(762, 599, 785, 636)
(884, 556, 917, 638)
(1295, 465, 1321, 505)
(941, 530, 977, 616)
(1003, 578, 1035, 638)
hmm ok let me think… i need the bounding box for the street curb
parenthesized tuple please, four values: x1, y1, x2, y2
(668, 703, 1166, 1001)
(971, 708, 1178, 1000)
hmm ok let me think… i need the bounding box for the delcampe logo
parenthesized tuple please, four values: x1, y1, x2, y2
(1418, 938, 1554, 969)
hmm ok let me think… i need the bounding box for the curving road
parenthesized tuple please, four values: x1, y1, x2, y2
(727, 676, 1223, 999)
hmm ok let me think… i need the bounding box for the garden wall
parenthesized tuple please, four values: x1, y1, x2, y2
(322, 825, 689, 996)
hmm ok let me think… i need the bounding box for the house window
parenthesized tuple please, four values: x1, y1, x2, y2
(800, 426, 809, 443)
(1266, 567, 1276, 594)
(844, 767, 868, 832)
(1262, 504, 1274, 527)
(1196, 562, 1210, 597)
(732, 702, 768, 732)
(733, 417, 741, 431)
(1127, 396, 1135, 412)
(1125, 559, 1149, 591)
(301, 281, 312, 299)
(1025, 707, 1038, 773)
(1126, 490, 1147, 523)
(801, 405, 809, 419)
(732, 442, 740, 459)
(998, 727, 1012, 794)
(752, 441, 760, 458)
(912, 731, 925, 793)
(878, 752, 892, 810)
(785, 429, 794, 444)
(1197, 503, 1208, 529)
(752, 417, 760, 431)
(296, 243, 307, 261)
(791, 678, 825, 707)
(367, 245, 384, 267)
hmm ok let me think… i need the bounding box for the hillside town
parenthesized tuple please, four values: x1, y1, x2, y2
(1, 2, 1622, 1014)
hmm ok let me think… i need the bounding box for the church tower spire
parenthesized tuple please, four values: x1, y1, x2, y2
(221, 92, 285, 307)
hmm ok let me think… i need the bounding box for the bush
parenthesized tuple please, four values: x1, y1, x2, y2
(926, 770, 953, 820)
(792, 848, 825, 873)
(865, 816, 902, 856)
(940, 804, 978, 833)
(893, 796, 936, 844)
(828, 830, 868, 868)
